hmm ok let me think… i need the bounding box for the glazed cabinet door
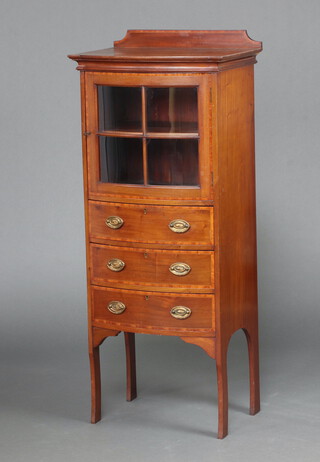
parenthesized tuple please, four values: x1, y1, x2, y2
(84, 73, 212, 203)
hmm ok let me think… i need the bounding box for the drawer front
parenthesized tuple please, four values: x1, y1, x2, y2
(90, 244, 214, 293)
(91, 286, 214, 332)
(88, 201, 214, 249)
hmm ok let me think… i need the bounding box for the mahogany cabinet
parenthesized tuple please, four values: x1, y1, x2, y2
(69, 30, 262, 438)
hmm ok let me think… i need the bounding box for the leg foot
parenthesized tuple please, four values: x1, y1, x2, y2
(216, 351, 228, 439)
(124, 332, 137, 401)
(89, 327, 120, 423)
(243, 328, 260, 415)
(89, 346, 101, 423)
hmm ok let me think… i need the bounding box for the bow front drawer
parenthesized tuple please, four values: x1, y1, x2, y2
(91, 286, 215, 333)
(88, 201, 214, 250)
(90, 243, 214, 293)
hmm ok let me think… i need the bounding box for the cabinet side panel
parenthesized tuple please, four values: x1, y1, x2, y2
(216, 65, 258, 342)
(80, 72, 96, 347)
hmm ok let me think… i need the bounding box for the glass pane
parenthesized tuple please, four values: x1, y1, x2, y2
(98, 86, 142, 132)
(147, 139, 199, 186)
(99, 137, 143, 184)
(147, 87, 198, 133)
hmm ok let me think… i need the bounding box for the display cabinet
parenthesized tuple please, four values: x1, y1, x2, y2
(69, 30, 262, 438)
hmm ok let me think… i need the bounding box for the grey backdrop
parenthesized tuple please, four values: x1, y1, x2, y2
(1, 1, 320, 461)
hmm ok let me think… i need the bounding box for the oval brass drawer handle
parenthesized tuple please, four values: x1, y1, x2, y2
(170, 306, 192, 320)
(169, 262, 191, 276)
(105, 216, 124, 229)
(108, 301, 126, 314)
(107, 258, 125, 272)
(169, 219, 190, 234)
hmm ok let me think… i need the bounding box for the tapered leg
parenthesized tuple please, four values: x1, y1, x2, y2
(243, 328, 260, 415)
(89, 346, 101, 423)
(124, 332, 137, 401)
(216, 351, 228, 439)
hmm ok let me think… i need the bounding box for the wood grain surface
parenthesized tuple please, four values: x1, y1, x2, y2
(213, 64, 260, 438)
(90, 243, 214, 292)
(92, 285, 215, 332)
(88, 200, 214, 249)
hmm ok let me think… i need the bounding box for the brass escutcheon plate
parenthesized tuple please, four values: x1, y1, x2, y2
(170, 306, 192, 319)
(108, 300, 126, 314)
(169, 219, 190, 233)
(169, 262, 191, 276)
(105, 216, 124, 229)
(107, 258, 125, 272)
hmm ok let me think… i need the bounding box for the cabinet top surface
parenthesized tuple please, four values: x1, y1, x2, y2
(69, 30, 262, 63)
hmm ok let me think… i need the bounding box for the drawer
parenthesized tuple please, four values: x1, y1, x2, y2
(91, 286, 215, 333)
(88, 201, 214, 250)
(90, 244, 214, 293)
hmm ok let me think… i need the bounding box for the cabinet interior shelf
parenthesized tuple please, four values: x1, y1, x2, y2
(97, 131, 199, 139)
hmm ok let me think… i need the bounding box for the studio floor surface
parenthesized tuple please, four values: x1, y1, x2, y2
(1, 334, 319, 462)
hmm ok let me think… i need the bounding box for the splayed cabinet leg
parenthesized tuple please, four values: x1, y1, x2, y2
(89, 327, 121, 423)
(124, 332, 137, 401)
(89, 346, 101, 423)
(216, 351, 228, 439)
(243, 327, 260, 415)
